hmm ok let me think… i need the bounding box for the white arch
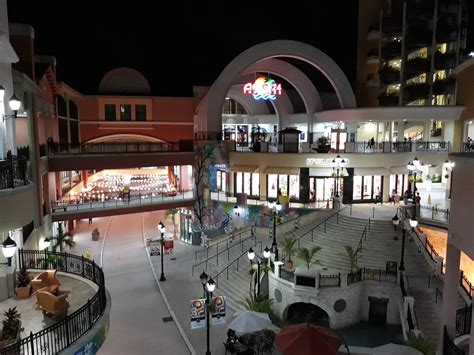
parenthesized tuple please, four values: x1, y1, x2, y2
(200, 40, 356, 137)
(226, 86, 270, 115)
(86, 134, 164, 143)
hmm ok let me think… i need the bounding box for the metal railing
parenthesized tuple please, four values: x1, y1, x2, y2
(319, 273, 341, 288)
(278, 267, 295, 282)
(415, 141, 450, 152)
(40, 139, 194, 156)
(51, 190, 193, 212)
(0, 156, 28, 190)
(362, 267, 397, 283)
(356, 224, 368, 253)
(419, 205, 450, 224)
(0, 249, 106, 355)
(460, 271, 474, 299)
(195, 227, 252, 260)
(456, 305, 472, 338)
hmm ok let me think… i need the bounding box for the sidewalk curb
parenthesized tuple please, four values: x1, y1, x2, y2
(100, 216, 114, 268)
(141, 213, 197, 355)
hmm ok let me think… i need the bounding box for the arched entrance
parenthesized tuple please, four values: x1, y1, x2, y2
(286, 302, 330, 327)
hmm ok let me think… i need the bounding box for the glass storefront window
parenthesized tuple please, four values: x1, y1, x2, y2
(268, 174, 278, 198)
(289, 175, 299, 199)
(363, 176, 372, 200)
(217, 171, 221, 190)
(236, 173, 243, 194)
(221, 172, 226, 192)
(353, 176, 362, 200)
(373, 176, 381, 198)
(244, 173, 251, 196)
(309, 177, 315, 201)
(279, 175, 288, 196)
(252, 173, 259, 196)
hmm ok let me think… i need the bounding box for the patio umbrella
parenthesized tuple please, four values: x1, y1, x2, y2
(275, 323, 341, 355)
(371, 343, 422, 355)
(227, 310, 272, 333)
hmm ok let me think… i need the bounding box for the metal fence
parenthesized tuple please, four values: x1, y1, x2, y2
(461, 271, 474, 299)
(347, 267, 397, 285)
(456, 305, 472, 338)
(0, 156, 28, 190)
(319, 273, 341, 288)
(419, 205, 450, 224)
(444, 326, 465, 355)
(0, 249, 107, 355)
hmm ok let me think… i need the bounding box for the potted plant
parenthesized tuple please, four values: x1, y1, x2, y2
(315, 136, 330, 153)
(92, 228, 100, 241)
(0, 307, 22, 351)
(296, 246, 322, 269)
(344, 245, 362, 283)
(49, 223, 75, 252)
(280, 237, 298, 270)
(15, 267, 31, 299)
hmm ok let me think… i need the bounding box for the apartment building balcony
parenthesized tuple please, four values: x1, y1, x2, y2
(433, 77, 456, 95)
(404, 83, 430, 102)
(366, 49, 379, 64)
(378, 93, 400, 106)
(405, 57, 431, 75)
(0, 156, 29, 190)
(381, 42, 402, 60)
(379, 67, 401, 84)
(434, 51, 457, 70)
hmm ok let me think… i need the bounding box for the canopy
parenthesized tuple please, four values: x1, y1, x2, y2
(371, 343, 422, 355)
(275, 323, 341, 355)
(227, 310, 272, 333)
(228, 165, 259, 173)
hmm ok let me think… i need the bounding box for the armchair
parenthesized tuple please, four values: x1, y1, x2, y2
(31, 270, 60, 294)
(36, 288, 70, 320)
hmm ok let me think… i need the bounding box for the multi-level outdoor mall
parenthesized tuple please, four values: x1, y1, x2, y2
(1, 1, 474, 354)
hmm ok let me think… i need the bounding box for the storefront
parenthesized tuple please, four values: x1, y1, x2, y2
(234, 172, 259, 198)
(179, 208, 193, 244)
(264, 167, 300, 201)
(216, 170, 227, 193)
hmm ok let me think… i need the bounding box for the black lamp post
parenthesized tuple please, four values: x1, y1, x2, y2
(205, 277, 215, 355)
(271, 201, 282, 261)
(399, 227, 406, 272)
(1, 236, 17, 267)
(392, 215, 400, 232)
(158, 221, 166, 281)
(331, 154, 347, 198)
(444, 160, 455, 199)
(407, 157, 423, 202)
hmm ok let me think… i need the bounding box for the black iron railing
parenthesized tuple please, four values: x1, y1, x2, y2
(444, 326, 465, 355)
(0, 250, 107, 355)
(363, 267, 398, 283)
(456, 305, 472, 338)
(278, 267, 295, 282)
(40, 140, 194, 156)
(419, 205, 450, 224)
(319, 273, 341, 288)
(460, 271, 474, 299)
(415, 141, 450, 152)
(0, 156, 28, 190)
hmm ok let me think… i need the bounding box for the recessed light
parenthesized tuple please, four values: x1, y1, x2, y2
(225, 97, 230, 100)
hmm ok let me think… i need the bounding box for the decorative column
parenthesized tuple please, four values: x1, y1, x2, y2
(82, 170, 88, 188)
(382, 175, 390, 202)
(441, 242, 461, 340)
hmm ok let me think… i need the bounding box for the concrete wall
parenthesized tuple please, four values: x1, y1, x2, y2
(0, 184, 36, 232)
(455, 63, 474, 150)
(269, 270, 401, 329)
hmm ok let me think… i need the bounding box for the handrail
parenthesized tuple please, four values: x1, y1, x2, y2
(356, 225, 368, 253)
(192, 233, 257, 276)
(195, 226, 252, 260)
(293, 205, 350, 249)
(0, 250, 107, 355)
(443, 326, 464, 355)
(212, 242, 263, 288)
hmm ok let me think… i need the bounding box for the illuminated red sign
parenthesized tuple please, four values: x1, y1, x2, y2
(243, 77, 282, 101)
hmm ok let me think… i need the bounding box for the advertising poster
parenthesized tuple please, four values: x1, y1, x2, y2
(190, 299, 206, 330)
(211, 296, 226, 325)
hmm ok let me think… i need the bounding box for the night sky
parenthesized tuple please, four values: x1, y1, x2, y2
(6, 1, 474, 97)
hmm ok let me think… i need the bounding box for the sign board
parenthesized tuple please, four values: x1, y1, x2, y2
(149, 238, 162, 256)
(306, 158, 350, 167)
(243, 76, 282, 101)
(210, 296, 226, 325)
(190, 299, 206, 329)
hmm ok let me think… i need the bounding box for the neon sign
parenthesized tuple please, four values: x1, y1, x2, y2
(243, 76, 282, 101)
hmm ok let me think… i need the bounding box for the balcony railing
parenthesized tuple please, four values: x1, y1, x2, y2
(0, 156, 28, 190)
(39, 140, 194, 156)
(0, 249, 107, 355)
(419, 205, 450, 224)
(415, 141, 450, 152)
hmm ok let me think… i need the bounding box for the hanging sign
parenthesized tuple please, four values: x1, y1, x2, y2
(190, 299, 206, 329)
(210, 296, 226, 325)
(243, 77, 282, 101)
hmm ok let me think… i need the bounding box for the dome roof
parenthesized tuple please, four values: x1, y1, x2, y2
(99, 67, 151, 95)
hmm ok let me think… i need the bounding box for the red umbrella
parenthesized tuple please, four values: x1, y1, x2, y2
(275, 323, 342, 355)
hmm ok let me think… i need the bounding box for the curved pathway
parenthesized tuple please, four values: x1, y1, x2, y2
(73, 213, 189, 355)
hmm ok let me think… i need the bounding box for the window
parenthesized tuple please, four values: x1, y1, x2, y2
(136, 105, 147, 121)
(236, 173, 243, 194)
(244, 173, 251, 195)
(268, 174, 278, 198)
(105, 104, 116, 121)
(289, 175, 300, 199)
(120, 104, 131, 121)
(217, 171, 221, 190)
(57, 96, 67, 117)
(252, 174, 259, 197)
(69, 100, 78, 119)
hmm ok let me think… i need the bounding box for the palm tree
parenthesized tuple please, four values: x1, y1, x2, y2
(296, 246, 322, 269)
(280, 237, 298, 268)
(48, 223, 75, 252)
(240, 295, 274, 314)
(344, 245, 362, 273)
(165, 208, 179, 237)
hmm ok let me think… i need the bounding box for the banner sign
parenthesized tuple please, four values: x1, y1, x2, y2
(210, 296, 226, 325)
(190, 299, 206, 329)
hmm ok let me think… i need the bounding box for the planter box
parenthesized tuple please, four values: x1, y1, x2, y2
(15, 285, 31, 299)
(92, 230, 100, 241)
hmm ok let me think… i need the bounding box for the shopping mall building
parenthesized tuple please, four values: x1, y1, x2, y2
(1, 0, 474, 352)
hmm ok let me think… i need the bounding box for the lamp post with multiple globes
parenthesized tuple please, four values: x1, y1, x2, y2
(158, 221, 166, 281)
(199, 271, 215, 355)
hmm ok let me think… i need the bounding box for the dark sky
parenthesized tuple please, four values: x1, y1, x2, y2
(6, 1, 474, 97)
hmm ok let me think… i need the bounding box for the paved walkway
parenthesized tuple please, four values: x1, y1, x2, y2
(72, 214, 190, 355)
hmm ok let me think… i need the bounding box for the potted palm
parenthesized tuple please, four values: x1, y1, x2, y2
(296, 247, 322, 269)
(48, 223, 75, 252)
(345, 245, 362, 283)
(0, 307, 22, 352)
(14, 267, 31, 299)
(91, 228, 100, 241)
(280, 237, 298, 270)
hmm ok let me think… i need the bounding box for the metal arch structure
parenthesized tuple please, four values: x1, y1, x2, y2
(197, 40, 356, 137)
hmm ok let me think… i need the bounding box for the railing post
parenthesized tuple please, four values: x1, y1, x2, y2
(216, 244, 219, 266)
(92, 260, 96, 283)
(87, 298, 93, 329)
(64, 251, 68, 273)
(29, 331, 35, 355)
(82, 256, 85, 277)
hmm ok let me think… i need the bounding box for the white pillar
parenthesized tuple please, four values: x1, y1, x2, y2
(441, 242, 461, 339)
(383, 175, 390, 202)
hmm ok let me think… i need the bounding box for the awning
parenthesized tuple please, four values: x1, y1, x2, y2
(228, 165, 260, 173)
(309, 168, 334, 177)
(353, 167, 391, 176)
(262, 166, 300, 175)
(390, 166, 408, 175)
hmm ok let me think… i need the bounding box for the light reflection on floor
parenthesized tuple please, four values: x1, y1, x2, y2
(423, 226, 474, 283)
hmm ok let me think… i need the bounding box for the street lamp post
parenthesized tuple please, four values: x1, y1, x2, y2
(198, 271, 216, 355)
(270, 201, 282, 261)
(331, 154, 347, 198)
(248, 247, 271, 296)
(444, 160, 455, 199)
(407, 157, 423, 202)
(158, 221, 166, 281)
(1, 236, 17, 267)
